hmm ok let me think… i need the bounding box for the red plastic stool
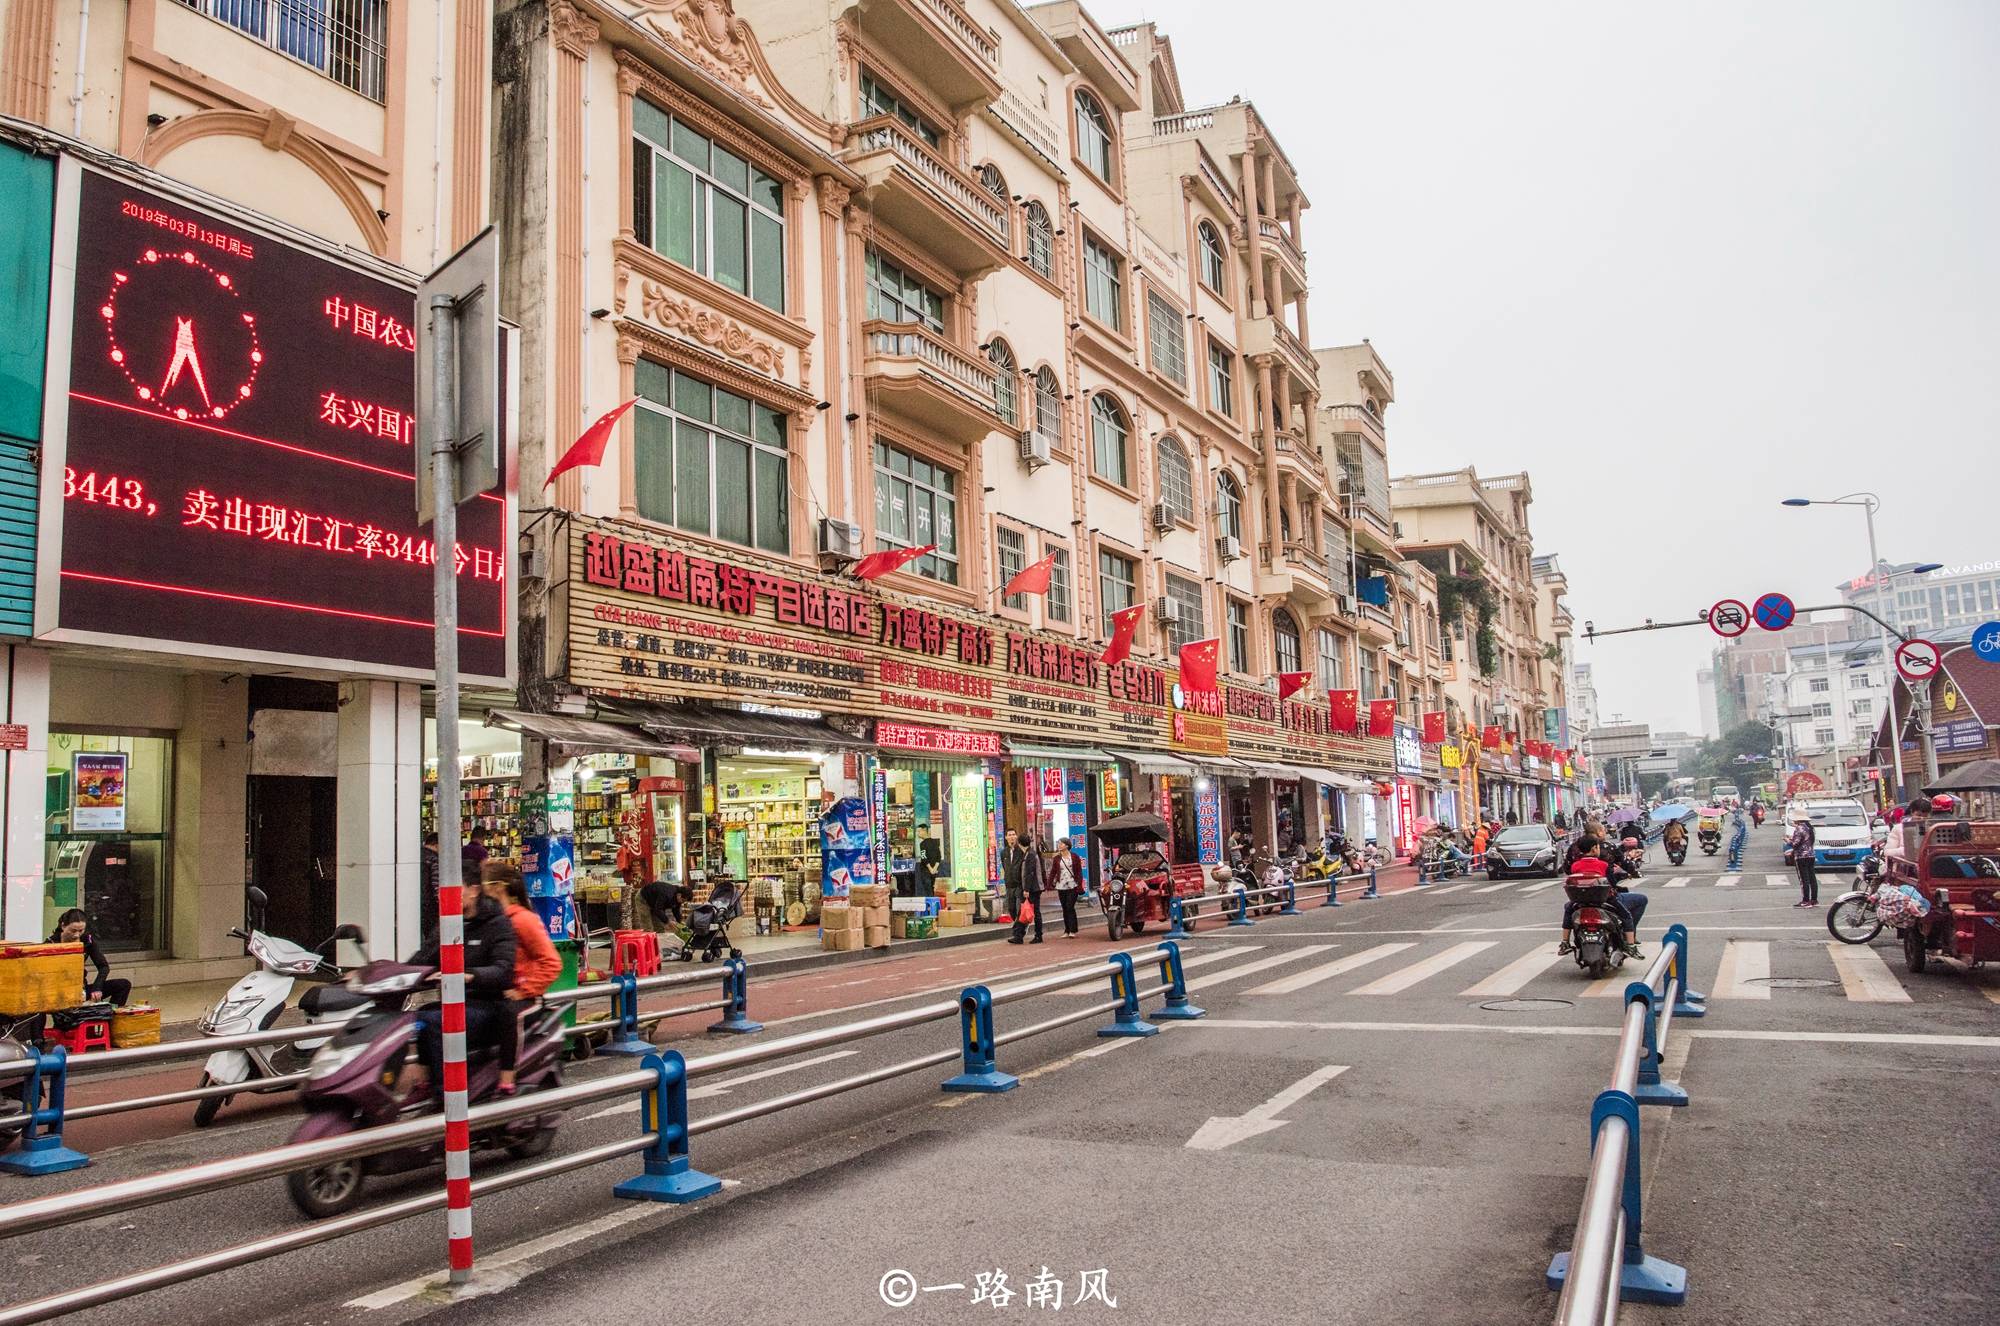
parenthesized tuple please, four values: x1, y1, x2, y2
(612, 930, 661, 977)
(47, 1018, 112, 1054)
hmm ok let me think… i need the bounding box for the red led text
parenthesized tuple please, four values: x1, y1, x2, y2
(319, 390, 413, 444)
(322, 297, 416, 352)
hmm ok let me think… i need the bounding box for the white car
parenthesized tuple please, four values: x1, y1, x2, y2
(1783, 798, 1873, 870)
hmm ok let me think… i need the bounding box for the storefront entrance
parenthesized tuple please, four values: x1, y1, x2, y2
(43, 730, 174, 953)
(248, 775, 337, 946)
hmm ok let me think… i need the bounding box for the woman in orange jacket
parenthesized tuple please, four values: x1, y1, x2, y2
(482, 860, 563, 1095)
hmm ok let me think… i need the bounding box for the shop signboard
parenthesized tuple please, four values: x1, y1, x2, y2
(71, 751, 127, 830)
(1934, 718, 1989, 755)
(1194, 782, 1222, 865)
(868, 764, 888, 888)
(1066, 772, 1088, 861)
(950, 774, 987, 890)
(874, 721, 1004, 757)
(1099, 767, 1122, 813)
(818, 797, 873, 899)
(38, 165, 514, 683)
(1393, 724, 1423, 776)
(1394, 779, 1416, 858)
(566, 517, 1394, 776)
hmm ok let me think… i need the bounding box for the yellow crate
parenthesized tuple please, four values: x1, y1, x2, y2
(112, 1005, 163, 1048)
(0, 944, 85, 1015)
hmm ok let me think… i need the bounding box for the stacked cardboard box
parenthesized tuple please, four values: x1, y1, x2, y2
(820, 901, 866, 951)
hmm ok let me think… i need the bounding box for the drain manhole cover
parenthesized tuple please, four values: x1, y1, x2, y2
(1480, 998, 1575, 1012)
(1750, 976, 1837, 989)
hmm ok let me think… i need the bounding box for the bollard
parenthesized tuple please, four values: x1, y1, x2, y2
(1664, 923, 1707, 1018)
(598, 972, 654, 1056)
(706, 958, 763, 1035)
(0, 1048, 90, 1176)
(1363, 867, 1380, 899)
(1322, 872, 1342, 907)
(613, 1050, 722, 1203)
(1623, 983, 1689, 1108)
(1149, 941, 1205, 1020)
(942, 985, 1017, 1092)
(1278, 878, 1300, 916)
(1097, 952, 1159, 1038)
(1227, 889, 1253, 927)
(1545, 1089, 1689, 1306)
(1415, 859, 1431, 888)
(1165, 896, 1189, 940)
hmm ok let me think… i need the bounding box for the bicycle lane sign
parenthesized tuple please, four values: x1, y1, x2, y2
(1973, 621, 2000, 662)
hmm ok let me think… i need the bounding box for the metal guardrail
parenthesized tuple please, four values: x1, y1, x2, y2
(1162, 866, 1382, 939)
(0, 943, 1206, 1324)
(1546, 923, 1709, 1322)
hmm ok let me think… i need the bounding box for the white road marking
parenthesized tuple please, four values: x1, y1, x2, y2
(1474, 879, 1519, 893)
(1826, 942, 1911, 1003)
(1184, 1020, 2000, 1048)
(1460, 941, 1562, 996)
(1582, 970, 1633, 997)
(1713, 939, 1770, 999)
(1424, 882, 1478, 895)
(1662, 877, 1689, 889)
(1349, 942, 1498, 996)
(1716, 875, 1741, 888)
(1185, 1064, 1350, 1150)
(1249, 943, 1415, 995)
(1184, 945, 1337, 993)
(1058, 944, 1265, 992)
(1520, 879, 1564, 895)
(1765, 874, 1791, 889)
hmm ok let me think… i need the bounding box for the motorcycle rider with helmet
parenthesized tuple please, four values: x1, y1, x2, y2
(1558, 835, 1649, 958)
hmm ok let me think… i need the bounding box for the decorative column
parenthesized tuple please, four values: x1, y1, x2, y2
(1238, 149, 1265, 319)
(816, 176, 851, 521)
(1296, 288, 1312, 350)
(337, 681, 424, 956)
(1288, 194, 1302, 247)
(616, 65, 641, 240)
(549, 1, 599, 514)
(1254, 356, 1280, 562)
(452, 0, 491, 246)
(0, 645, 50, 942)
(614, 331, 641, 517)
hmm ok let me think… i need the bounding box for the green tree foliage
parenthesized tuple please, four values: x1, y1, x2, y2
(1680, 721, 1780, 787)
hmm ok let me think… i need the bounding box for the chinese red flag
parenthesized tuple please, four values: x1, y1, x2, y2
(851, 543, 936, 581)
(1482, 724, 1501, 748)
(1276, 671, 1313, 701)
(544, 398, 640, 488)
(1002, 552, 1057, 598)
(1367, 699, 1397, 737)
(1099, 603, 1147, 666)
(1421, 711, 1446, 744)
(1329, 689, 1360, 732)
(1179, 638, 1220, 693)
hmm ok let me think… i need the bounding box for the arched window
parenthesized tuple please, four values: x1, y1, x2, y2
(1024, 201, 1054, 277)
(1273, 608, 1302, 675)
(1089, 394, 1129, 487)
(1073, 90, 1114, 184)
(1033, 366, 1062, 444)
(1214, 470, 1244, 542)
(987, 338, 1018, 427)
(979, 163, 1010, 243)
(1197, 221, 1227, 294)
(1156, 436, 1193, 523)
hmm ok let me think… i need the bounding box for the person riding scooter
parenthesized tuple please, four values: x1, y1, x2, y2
(1558, 836, 1649, 959)
(1661, 818, 1688, 864)
(400, 880, 516, 1100)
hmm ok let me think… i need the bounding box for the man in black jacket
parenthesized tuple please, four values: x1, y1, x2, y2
(1001, 829, 1028, 923)
(405, 885, 517, 1098)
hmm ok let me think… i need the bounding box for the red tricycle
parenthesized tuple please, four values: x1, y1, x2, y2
(1894, 820, 2000, 975)
(1087, 811, 1200, 940)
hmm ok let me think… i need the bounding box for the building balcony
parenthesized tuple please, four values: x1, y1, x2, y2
(1242, 312, 1318, 389)
(862, 320, 1003, 445)
(844, 116, 1010, 278)
(850, 0, 1002, 109)
(1256, 540, 1338, 607)
(1323, 401, 1385, 446)
(1355, 598, 1396, 644)
(1258, 216, 1306, 284)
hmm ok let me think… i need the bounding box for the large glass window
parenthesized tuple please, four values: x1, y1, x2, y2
(1047, 544, 1072, 623)
(1024, 201, 1054, 277)
(1215, 470, 1244, 542)
(865, 247, 945, 331)
(187, 0, 387, 102)
(1197, 221, 1227, 293)
(873, 440, 959, 583)
(1359, 646, 1379, 700)
(1083, 234, 1123, 329)
(1089, 394, 1129, 487)
(997, 525, 1027, 610)
(634, 360, 790, 554)
(45, 731, 175, 952)
(632, 96, 787, 313)
(1074, 90, 1114, 183)
(1163, 573, 1206, 651)
(1148, 291, 1187, 385)
(860, 71, 940, 147)
(1317, 629, 1346, 691)
(1098, 550, 1137, 637)
(1156, 436, 1194, 522)
(1227, 599, 1250, 674)
(988, 339, 1019, 426)
(1273, 609, 1303, 675)
(1208, 339, 1235, 416)
(1033, 367, 1063, 449)
(978, 162, 1009, 242)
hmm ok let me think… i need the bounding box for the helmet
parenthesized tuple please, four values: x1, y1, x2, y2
(1931, 793, 1959, 814)
(1620, 836, 1640, 849)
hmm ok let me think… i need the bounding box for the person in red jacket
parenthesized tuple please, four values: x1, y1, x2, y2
(482, 861, 563, 1095)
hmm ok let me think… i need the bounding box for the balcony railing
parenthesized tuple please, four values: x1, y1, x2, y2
(864, 321, 1000, 403)
(1283, 541, 1330, 582)
(1273, 319, 1316, 378)
(177, 0, 387, 102)
(1259, 217, 1304, 269)
(1270, 429, 1329, 490)
(846, 116, 1009, 242)
(1324, 402, 1385, 439)
(917, 0, 999, 64)
(1153, 109, 1218, 137)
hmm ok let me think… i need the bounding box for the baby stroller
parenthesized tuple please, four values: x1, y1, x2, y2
(681, 881, 743, 963)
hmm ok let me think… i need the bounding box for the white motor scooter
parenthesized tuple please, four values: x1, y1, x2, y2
(192, 886, 368, 1127)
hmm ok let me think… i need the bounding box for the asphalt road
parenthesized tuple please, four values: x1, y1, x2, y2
(4, 828, 1995, 1325)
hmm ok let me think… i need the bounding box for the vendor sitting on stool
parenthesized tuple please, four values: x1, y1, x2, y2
(49, 908, 132, 1007)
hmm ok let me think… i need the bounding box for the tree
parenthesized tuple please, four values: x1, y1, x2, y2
(1681, 721, 1779, 787)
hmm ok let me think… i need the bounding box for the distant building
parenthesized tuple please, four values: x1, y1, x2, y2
(1695, 667, 1720, 741)
(1780, 635, 1889, 791)
(1571, 661, 1601, 737)
(1842, 559, 2000, 640)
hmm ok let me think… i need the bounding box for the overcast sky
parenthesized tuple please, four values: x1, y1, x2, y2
(1093, 0, 2000, 733)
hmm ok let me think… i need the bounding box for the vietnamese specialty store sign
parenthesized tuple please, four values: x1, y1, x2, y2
(1394, 724, 1423, 776)
(42, 167, 512, 682)
(72, 751, 127, 830)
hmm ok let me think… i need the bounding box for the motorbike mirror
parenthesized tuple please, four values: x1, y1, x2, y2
(246, 886, 269, 908)
(334, 924, 365, 942)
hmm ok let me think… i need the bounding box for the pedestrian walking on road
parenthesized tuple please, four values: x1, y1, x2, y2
(1009, 835, 1046, 944)
(1726, 806, 1749, 872)
(1001, 829, 1028, 923)
(1047, 839, 1084, 936)
(1788, 813, 1819, 907)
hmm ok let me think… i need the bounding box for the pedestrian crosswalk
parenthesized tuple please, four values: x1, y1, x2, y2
(1417, 871, 1821, 894)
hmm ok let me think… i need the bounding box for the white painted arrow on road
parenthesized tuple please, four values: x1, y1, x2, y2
(1184, 1064, 1349, 1151)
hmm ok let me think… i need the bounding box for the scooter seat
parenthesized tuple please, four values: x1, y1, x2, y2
(299, 984, 370, 1017)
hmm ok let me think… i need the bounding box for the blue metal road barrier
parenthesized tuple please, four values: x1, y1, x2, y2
(1322, 871, 1343, 906)
(1623, 983, 1688, 1108)
(0, 1049, 89, 1176)
(1165, 896, 1189, 939)
(1663, 922, 1707, 1018)
(1278, 879, 1301, 915)
(1545, 1088, 1688, 1308)
(598, 972, 654, 1056)
(1097, 952, 1159, 1038)
(1363, 867, 1380, 899)
(613, 1049, 721, 1203)
(942, 985, 1017, 1093)
(1149, 941, 1204, 1021)
(707, 959, 762, 1035)
(1227, 890, 1252, 926)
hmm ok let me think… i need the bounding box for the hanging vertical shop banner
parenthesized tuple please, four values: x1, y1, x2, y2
(984, 772, 1003, 886)
(71, 751, 128, 831)
(1394, 779, 1417, 858)
(869, 764, 889, 892)
(818, 797, 874, 900)
(951, 775, 987, 891)
(1066, 772, 1089, 859)
(1099, 766, 1122, 814)
(1195, 781, 1222, 866)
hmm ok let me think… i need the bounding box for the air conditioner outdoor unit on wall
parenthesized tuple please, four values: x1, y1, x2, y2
(1153, 596, 1181, 625)
(1216, 535, 1242, 563)
(1018, 429, 1051, 470)
(1149, 502, 1175, 534)
(817, 517, 863, 559)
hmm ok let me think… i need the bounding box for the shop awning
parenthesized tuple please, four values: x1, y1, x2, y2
(483, 709, 697, 760)
(1109, 749, 1199, 776)
(878, 752, 985, 776)
(602, 701, 875, 752)
(1004, 741, 1119, 770)
(1289, 765, 1354, 788)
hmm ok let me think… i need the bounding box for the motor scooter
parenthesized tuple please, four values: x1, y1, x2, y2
(1562, 879, 1630, 980)
(1696, 825, 1721, 856)
(285, 960, 566, 1218)
(192, 886, 369, 1127)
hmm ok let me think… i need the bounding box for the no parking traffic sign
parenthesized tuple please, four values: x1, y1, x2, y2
(1708, 599, 1749, 638)
(1894, 638, 1942, 682)
(1753, 592, 1796, 632)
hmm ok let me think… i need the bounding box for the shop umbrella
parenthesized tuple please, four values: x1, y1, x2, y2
(1925, 760, 2000, 794)
(1086, 812, 1171, 847)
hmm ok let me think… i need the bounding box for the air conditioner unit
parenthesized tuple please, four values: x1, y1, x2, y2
(1152, 595, 1181, 626)
(1149, 502, 1175, 534)
(1017, 429, 1051, 470)
(1215, 534, 1242, 563)
(817, 517, 863, 559)
(1331, 591, 1354, 617)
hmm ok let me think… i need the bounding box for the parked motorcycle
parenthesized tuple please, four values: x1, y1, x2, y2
(285, 960, 565, 1218)
(193, 886, 368, 1127)
(1827, 850, 1890, 945)
(1, 1012, 36, 1152)
(1562, 878, 1630, 979)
